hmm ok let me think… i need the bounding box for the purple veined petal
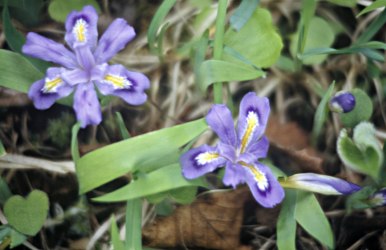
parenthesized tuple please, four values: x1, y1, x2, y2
(239, 136, 269, 163)
(206, 104, 237, 146)
(223, 162, 246, 189)
(180, 144, 226, 179)
(243, 162, 284, 208)
(28, 79, 60, 110)
(73, 83, 102, 128)
(74, 46, 96, 72)
(94, 18, 136, 64)
(65, 5, 98, 49)
(237, 92, 270, 154)
(217, 142, 236, 162)
(280, 173, 361, 195)
(61, 68, 89, 86)
(95, 64, 149, 105)
(22, 33, 77, 68)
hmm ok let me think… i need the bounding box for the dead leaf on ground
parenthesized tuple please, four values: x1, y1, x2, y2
(143, 188, 250, 250)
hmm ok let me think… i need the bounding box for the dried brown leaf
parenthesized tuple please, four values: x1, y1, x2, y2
(143, 188, 250, 250)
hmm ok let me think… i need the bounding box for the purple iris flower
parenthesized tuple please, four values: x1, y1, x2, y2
(22, 6, 150, 128)
(180, 92, 284, 208)
(279, 173, 361, 195)
(368, 188, 386, 207)
(329, 91, 356, 113)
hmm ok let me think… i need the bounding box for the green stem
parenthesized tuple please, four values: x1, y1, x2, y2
(125, 199, 142, 250)
(213, 0, 228, 104)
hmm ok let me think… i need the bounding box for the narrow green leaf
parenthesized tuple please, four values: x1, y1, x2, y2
(147, 0, 176, 54)
(110, 216, 124, 250)
(0, 140, 5, 157)
(0, 0, 44, 27)
(312, 82, 335, 142)
(339, 88, 373, 127)
(192, 31, 209, 89)
(2, 4, 24, 53)
(358, 0, 386, 17)
(230, 0, 260, 31)
(71, 123, 81, 163)
(125, 199, 142, 250)
(115, 112, 131, 139)
(0, 177, 12, 205)
(48, 0, 101, 23)
(295, 191, 334, 249)
(199, 60, 265, 91)
(277, 190, 297, 250)
(0, 49, 43, 93)
(93, 163, 207, 202)
(327, 0, 357, 7)
(356, 9, 386, 44)
(77, 119, 207, 193)
(223, 8, 283, 68)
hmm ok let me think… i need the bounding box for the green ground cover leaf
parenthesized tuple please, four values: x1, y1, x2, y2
(223, 8, 282, 68)
(327, 0, 357, 7)
(0, 0, 44, 27)
(340, 89, 373, 127)
(295, 191, 334, 249)
(291, 17, 335, 65)
(110, 216, 124, 250)
(337, 122, 383, 181)
(93, 163, 207, 202)
(77, 119, 207, 193)
(0, 177, 12, 205)
(4, 190, 49, 236)
(48, 0, 101, 23)
(198, 60, 265, 91)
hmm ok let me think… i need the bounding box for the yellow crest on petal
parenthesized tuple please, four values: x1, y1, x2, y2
(104, 74, 132, 89)
(42, 77, 63, 93)
(195, 152, 220, 165)
(240, 111, 259, 153)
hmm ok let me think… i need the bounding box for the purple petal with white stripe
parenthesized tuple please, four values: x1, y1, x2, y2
(244, 163, 284, 208)
(282, 173, 361, 195)
(22, 33, 77, 69)
(96, 64, 149, 105)
(237, 92, 270, 154)
(180, 144, 226, 179)
(239, 136, 269, 163)
(73, 83, 102, 128)
(65, 5, 98, 49)
(206, 104, 237, 146)
(94, 18, 136, 64)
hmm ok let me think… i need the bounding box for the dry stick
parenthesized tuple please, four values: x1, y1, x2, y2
(347, 231, 378, 250)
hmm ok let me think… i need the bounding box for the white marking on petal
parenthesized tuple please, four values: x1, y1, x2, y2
(195, 152, 220, 165)
(42, 76, 63, 93)
(240, 111, 259, 153)
(241, 162, 268, 191)
(73, 19, 88, 43)
(104, 74, 132, 89)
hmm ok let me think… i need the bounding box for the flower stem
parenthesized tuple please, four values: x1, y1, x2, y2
(213, 0, 228, 104)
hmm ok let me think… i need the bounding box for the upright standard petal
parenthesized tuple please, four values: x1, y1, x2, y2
(280, 173, 361, 195)
(94, 18, 136, 64)
(244, 163, 284, 208)
(65, 5, 98, 49)
(180, 145, 226, 179)
(237, 92, 270, 154)
(96, 64, 149, 105)
(206, 104, 237, 146)
(73, 83, 102, 128)
(22, 33, 77, 68)
(239, 136, 269, 163)
(223, 162, 246, 188)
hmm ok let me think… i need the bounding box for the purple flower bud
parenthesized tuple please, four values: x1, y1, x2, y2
(329, 91, 356, 113)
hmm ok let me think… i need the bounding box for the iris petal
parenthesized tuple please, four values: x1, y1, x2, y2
(73, 83, 102, 128)
(206, 104, 237, 146)
(223, 162, 246, 188)
(96, 64, 149, 105)
(237, 92, 270, 154)
(244, 163, 284, 208)
(180, 145, 226, 179)
(65, 5, 98, 49)
(94, 18, 136, 64)
(22, 33, 77, 69)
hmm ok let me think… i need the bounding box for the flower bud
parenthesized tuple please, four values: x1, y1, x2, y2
(368, 188, 386, 207)
(329, 91, 356, 113)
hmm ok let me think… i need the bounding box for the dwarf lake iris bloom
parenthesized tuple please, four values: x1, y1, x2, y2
(180, 92, 284, 208)
(279, 173, 361, 195)
(329, 91, 356, 113)
(23, 5, 149, 128)
(368, 188, 386, 207)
